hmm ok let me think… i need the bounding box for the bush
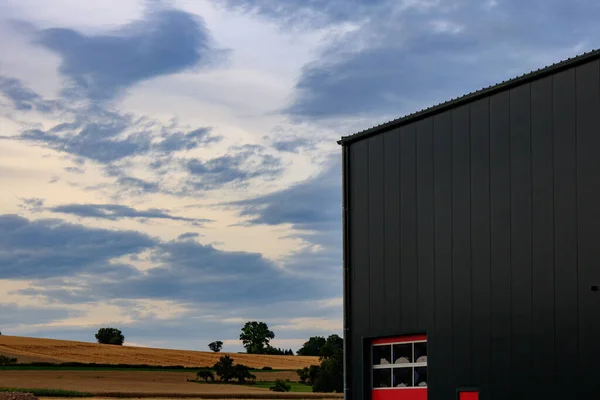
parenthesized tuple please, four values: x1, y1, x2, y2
(0, 355, 17, 365)
(269, 379, 291, 392)
(261, 366, 273, 370)
(196, 368, 215, 382)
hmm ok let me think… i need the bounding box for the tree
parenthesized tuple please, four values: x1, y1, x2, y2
(196, 368, 214, 382)
(239, 321, 275, 354)
(95, 327, 125, 345)
(234, 363, 256, 383)
(297, 336, 326, 356)
(208, 341, 223, 352)
(312, 334, 344, 393)
(297, 365, 321, 385)
(213, 355, 236, 382)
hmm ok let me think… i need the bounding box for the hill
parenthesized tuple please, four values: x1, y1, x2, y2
(0, 335, 319, 369)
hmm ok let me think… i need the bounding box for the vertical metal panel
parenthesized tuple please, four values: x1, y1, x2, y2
(342, 143, 352, 400)
(400, 124, 418, 330)
(488, 90, 511, 399)
(470, 97, 491, 392)
(509, 83, 533, 400)
(552, 67, 579, 399)
(530, 75, 555, 397)
(368, 134, 386, 334)
(432, 111, 453, 399)
(383, 129, 401, 332)
(349, 140, 370, 399)
(575, 59, 600, 397)
(416, 117, 435, 333)
(451, 104, 472, 388)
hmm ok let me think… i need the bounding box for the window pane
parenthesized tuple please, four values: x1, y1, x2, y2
(392, 343, 412, 364)
(373, 368, 392, 388)
(414, 342, 427, 363)
(373, 345, 392, 365)
(393, 367, 413, 387)
(414, 367, 427, 387)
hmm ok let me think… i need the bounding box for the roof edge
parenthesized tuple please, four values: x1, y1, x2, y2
(338, 48, 600, 146)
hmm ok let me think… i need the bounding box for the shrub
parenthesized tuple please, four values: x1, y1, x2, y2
(261, 366, 273, 370)
(269, 379, 291, 392)
(196, 368, 215, 382)
(0, 355, 18, 365)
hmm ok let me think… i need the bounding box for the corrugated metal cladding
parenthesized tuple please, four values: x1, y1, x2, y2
(343, 56, 600, 400)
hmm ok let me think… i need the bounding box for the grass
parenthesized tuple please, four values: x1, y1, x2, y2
(188, 380, 313, 393)
(0, 388, 93, 397)
(0, 366, 291, 372)
(252, 382, 313, 393)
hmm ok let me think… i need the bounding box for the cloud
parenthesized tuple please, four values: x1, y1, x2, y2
(0, 76, 61, 113)
(154, 128, 221, 153)
(220, 0, 388, 27)
(260, 0, 600, 120)
(47, 203, 213, 225)
(230, 154, 340, 233)
(177, 232, 201, 240)
(185, 144, 283, 190)
(19, 197, 45, 212)
(0, 214, 335, 308)
(0, 214, 155, 279)
(34, 7, 227, 101)
(272, 137, 313, 153)
(17, 108, 220, 164)
(227, 154, 342, 281)
(0, 303, 80, 326)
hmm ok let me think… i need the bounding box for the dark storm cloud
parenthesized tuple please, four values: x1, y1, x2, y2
(48, 203, 213, 225)
(0, 214, 155, 279)
(35, 8, 226, 101)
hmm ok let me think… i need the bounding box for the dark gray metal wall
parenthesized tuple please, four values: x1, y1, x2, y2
(344, 58, 600, 400)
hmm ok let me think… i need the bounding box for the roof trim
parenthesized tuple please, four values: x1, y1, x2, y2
(338, 48, 600, 146)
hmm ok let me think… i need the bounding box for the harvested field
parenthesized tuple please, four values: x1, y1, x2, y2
(0, 336, 318, 370)
(0, 370, 268, 394)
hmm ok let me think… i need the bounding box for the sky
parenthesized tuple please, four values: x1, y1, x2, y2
(0, 0, 599, 353)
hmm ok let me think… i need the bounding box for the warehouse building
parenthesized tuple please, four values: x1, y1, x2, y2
(338, 50, 600, 400)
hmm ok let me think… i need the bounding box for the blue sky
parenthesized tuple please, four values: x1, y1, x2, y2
(0, 0, 598, 352)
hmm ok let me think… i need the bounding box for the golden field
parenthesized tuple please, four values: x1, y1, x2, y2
(0, 335, 320, 369)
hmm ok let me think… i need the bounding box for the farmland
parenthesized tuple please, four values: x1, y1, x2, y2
(0, 336, 335, 398)
(0, 336, 319, 370)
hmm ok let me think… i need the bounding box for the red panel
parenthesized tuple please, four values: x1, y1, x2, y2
(458, 392, 479, 400)
(372, 389, 427, 400)
(372, 335, 427, 345)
